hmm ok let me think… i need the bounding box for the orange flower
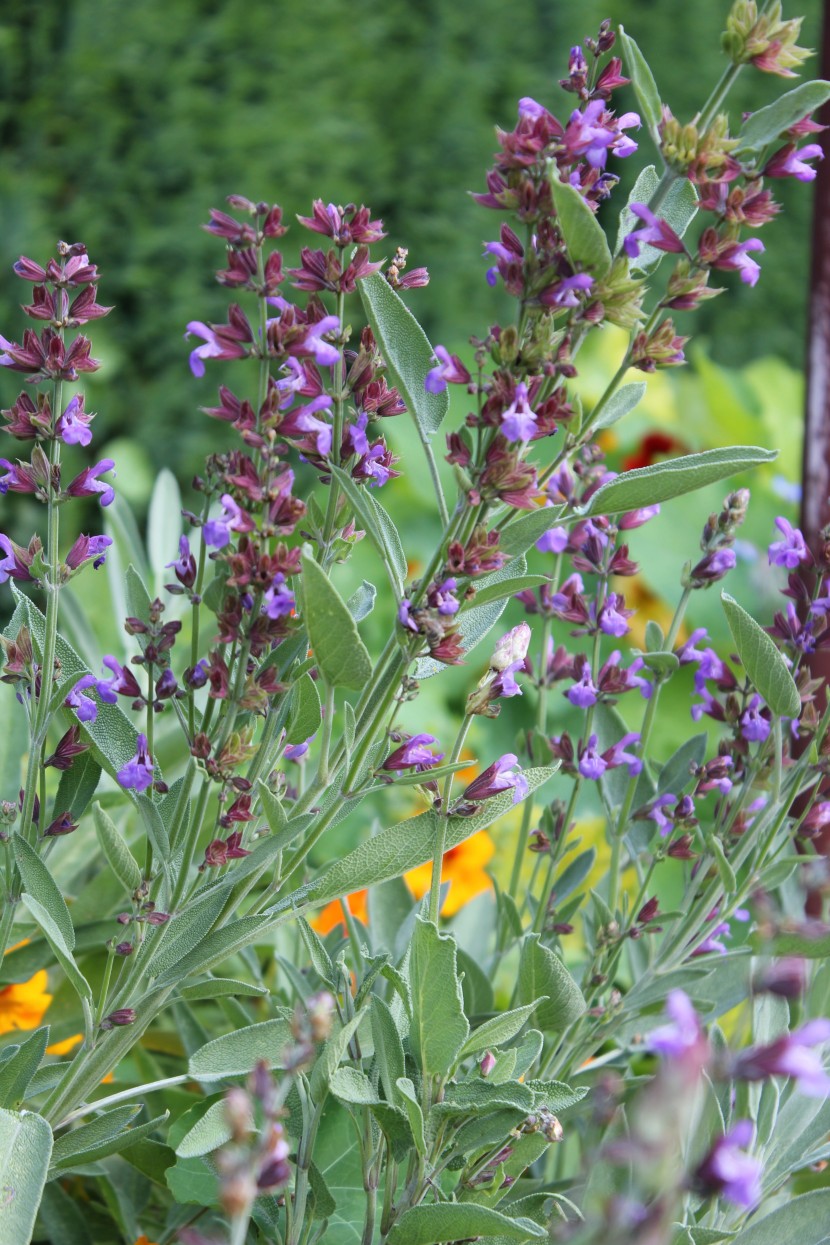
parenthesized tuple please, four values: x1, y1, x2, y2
(134, 1236, 159, 1245)
(311, 889, 369, 935)
(0, 969, 51, 1035)
(46, 1033, 83, 1056)
(404, 831, 495, 916)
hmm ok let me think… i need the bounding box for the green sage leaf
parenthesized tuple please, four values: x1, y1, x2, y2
(582, 446, 777, 516)
(618, 27, 662, 143)
(301, 552, 372, 690)
(286, 671, 322, 745)
(13, 837, 75, 951)
(189, 1019, 294, 1081)
(408, 918, 469, 1079)
(0, 1107, 53, 1245)
(722, 592, 801, 718)
(737, 81, 830, 153)
(387, 1202, 547, 1244)
(93, 801, 142, 894)
(518, 933, 585, 1032)
(359, 271, 449, 438)
(549, 163, 612, 276)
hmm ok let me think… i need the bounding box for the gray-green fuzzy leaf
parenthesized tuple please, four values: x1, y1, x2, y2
(331, 464, 407, 596)
(387, 1202, 547, 1244)
(93, 802, 142, 894)
(189, 1019, 294, 1081)
(359, 271, 449, 438)
(737, 81, 830, 153)
(0, 1028, 49, 1109)
(518, 934, 585, 1032)
(53, 751, 101, 822)
(459, 1002, 541, 1060)
(20, 895, 92, 1004)
(499, 506, 567, 561)
(13, 836, 75, 951)
(618, 27, 662, 142)
(549, 163, 612, 276)
(409, 919, 469, 1079)
(721, 592, 801, 718)
(301, 553, 372, 690)
(286, 672, 322, 744)
(729, 1190, 830, 1245)
(0, 1107, 52, 1245)
(590, 381, 647, 432)
(582, 446, 777, 516)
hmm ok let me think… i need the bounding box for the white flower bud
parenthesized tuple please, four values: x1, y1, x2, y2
(490, 622, 531, 672)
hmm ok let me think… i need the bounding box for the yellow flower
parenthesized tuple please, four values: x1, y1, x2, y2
(46, 1033, 83, 1056)
(0, 969, 51, 1035)
(404, 830, 495, 916)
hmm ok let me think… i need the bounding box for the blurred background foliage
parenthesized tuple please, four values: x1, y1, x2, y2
(0, 0, 820, 486)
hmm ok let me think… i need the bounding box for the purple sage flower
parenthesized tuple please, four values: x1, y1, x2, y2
(263, 574, 295, 619)
(383, 734, 444, 772)
(65, 674, 99, 723)
(694, 1122, 761, 1208)
(66, 459, 116, 507)
(535, 526, 569, 554)
(733, 1019, 830, 1097)
(500, 382, 537, 443)
(425, 345, 471, 393)
(117, 733, 155, 792)
(768, 516, 810, 568)
(624, 204, 685, 259)
(463, 754, 528, 804)
(741, 694, 771, 743)
(203, 494, 254, 549)
(764, 142, 824, 182)
(647, 990, 706, 1058)
(54, 394, 94, 446)
(97, 655, 142, 704)
(65, 533, 112, 571)
(566, 665, 598, 709)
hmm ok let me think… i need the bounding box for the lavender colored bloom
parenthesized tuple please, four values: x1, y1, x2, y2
(491, 660, 524, 699)
(65, 533, 112, 571)
(97, 655, 142, 704)
(166, 535, 195, 585)
(677, 627, 709, 664)
(359, 443, 393, 488)
(647, 990, 704, 1057)
(500, 382, 537, 443)
(430, 577, 460, 616)
(691, 547, 737, 584)
(606, 732, 642, 775)
(536, 526, 569, 554)
(398, 599, 419, 632)
(344, 410, 370, 458)
(624, 204, 685, 259)
(302, 315, 341, 367)
(647, 793, 677, 837)
(463, 754, 528, 804)
(55, 394, 94, 446)
(203, 494, 252, 549)
(383, 734, 444, 772)
(619, 504, 660, 529)
(768, 515, 809, 568)
(734, 1018, 830, 1097)
(564, 100, 640, 168)
(541, 273, 594, 307)
(117, 733, 155, 792)
(65, 674, 98, 723)
(764, 142, 824, 182)
(66, 459, 116, 506)
(723, 238, 765, 286)
(284, 740, 311, 761)
(741, 694, 771, 743)
(578, 736, 606, 780)
(263, 574, 295, 619)
(598, 596, 630, 637)
(425, 345, 470, 393)
(292, 395, 334, 456)
(566, 666, 598, 709)
(694, 1122, 762, 1208)
(185, 320, 224, 377)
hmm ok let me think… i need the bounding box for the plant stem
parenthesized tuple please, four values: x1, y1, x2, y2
(508, 613, 553, 900)
(428, 715, 473, 924)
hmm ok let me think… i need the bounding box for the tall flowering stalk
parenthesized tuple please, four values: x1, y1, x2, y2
(0, 5, 829, 1244)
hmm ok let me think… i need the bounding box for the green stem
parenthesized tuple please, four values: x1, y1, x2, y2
(428, 716, 474, 925)
(93, 941, 117, 1031)
(508, 613, 553, 900)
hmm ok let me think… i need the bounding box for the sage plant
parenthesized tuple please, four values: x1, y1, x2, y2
(1, 3, 830, 1244)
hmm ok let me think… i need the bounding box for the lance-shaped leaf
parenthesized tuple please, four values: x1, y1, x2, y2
(53, 751, 101, 822)
(0, 1107, 52, 1245)
(722, 592, 801, 718)
(189, 1019, 295, 1081)
(20, 895, 92, 1004)
(147, 467, 182, 597)
(549, 163, 612, 276)
(93, 801, 142, 894)
(518, 934, 585, 1032)
(13, 836, 75, 951)
(589, 381, 647, 432)
(300, 552, 372, 690)
(271, 765, 557, 915)
(387, 1203, 547, 1244)
(458, 1001, 541, 1060)
(330, 465, 407, 596)
(359, 272, 448, 439)
(499, 505, 567, 561)
(737, 81, 830, 153)
(581, 446, 777, 516)
(286, 671, 322, 744)
(618, 27, 662, 144)
(615, 166, 698, 273)
(0, 1028, 49, 1109)
(408, 919, 469, 1080)
(729, 1190, 830, 1245)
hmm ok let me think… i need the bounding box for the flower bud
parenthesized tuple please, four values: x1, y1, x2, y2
(490, 622, 531, 672)
(480, 1050, 497, 1077)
